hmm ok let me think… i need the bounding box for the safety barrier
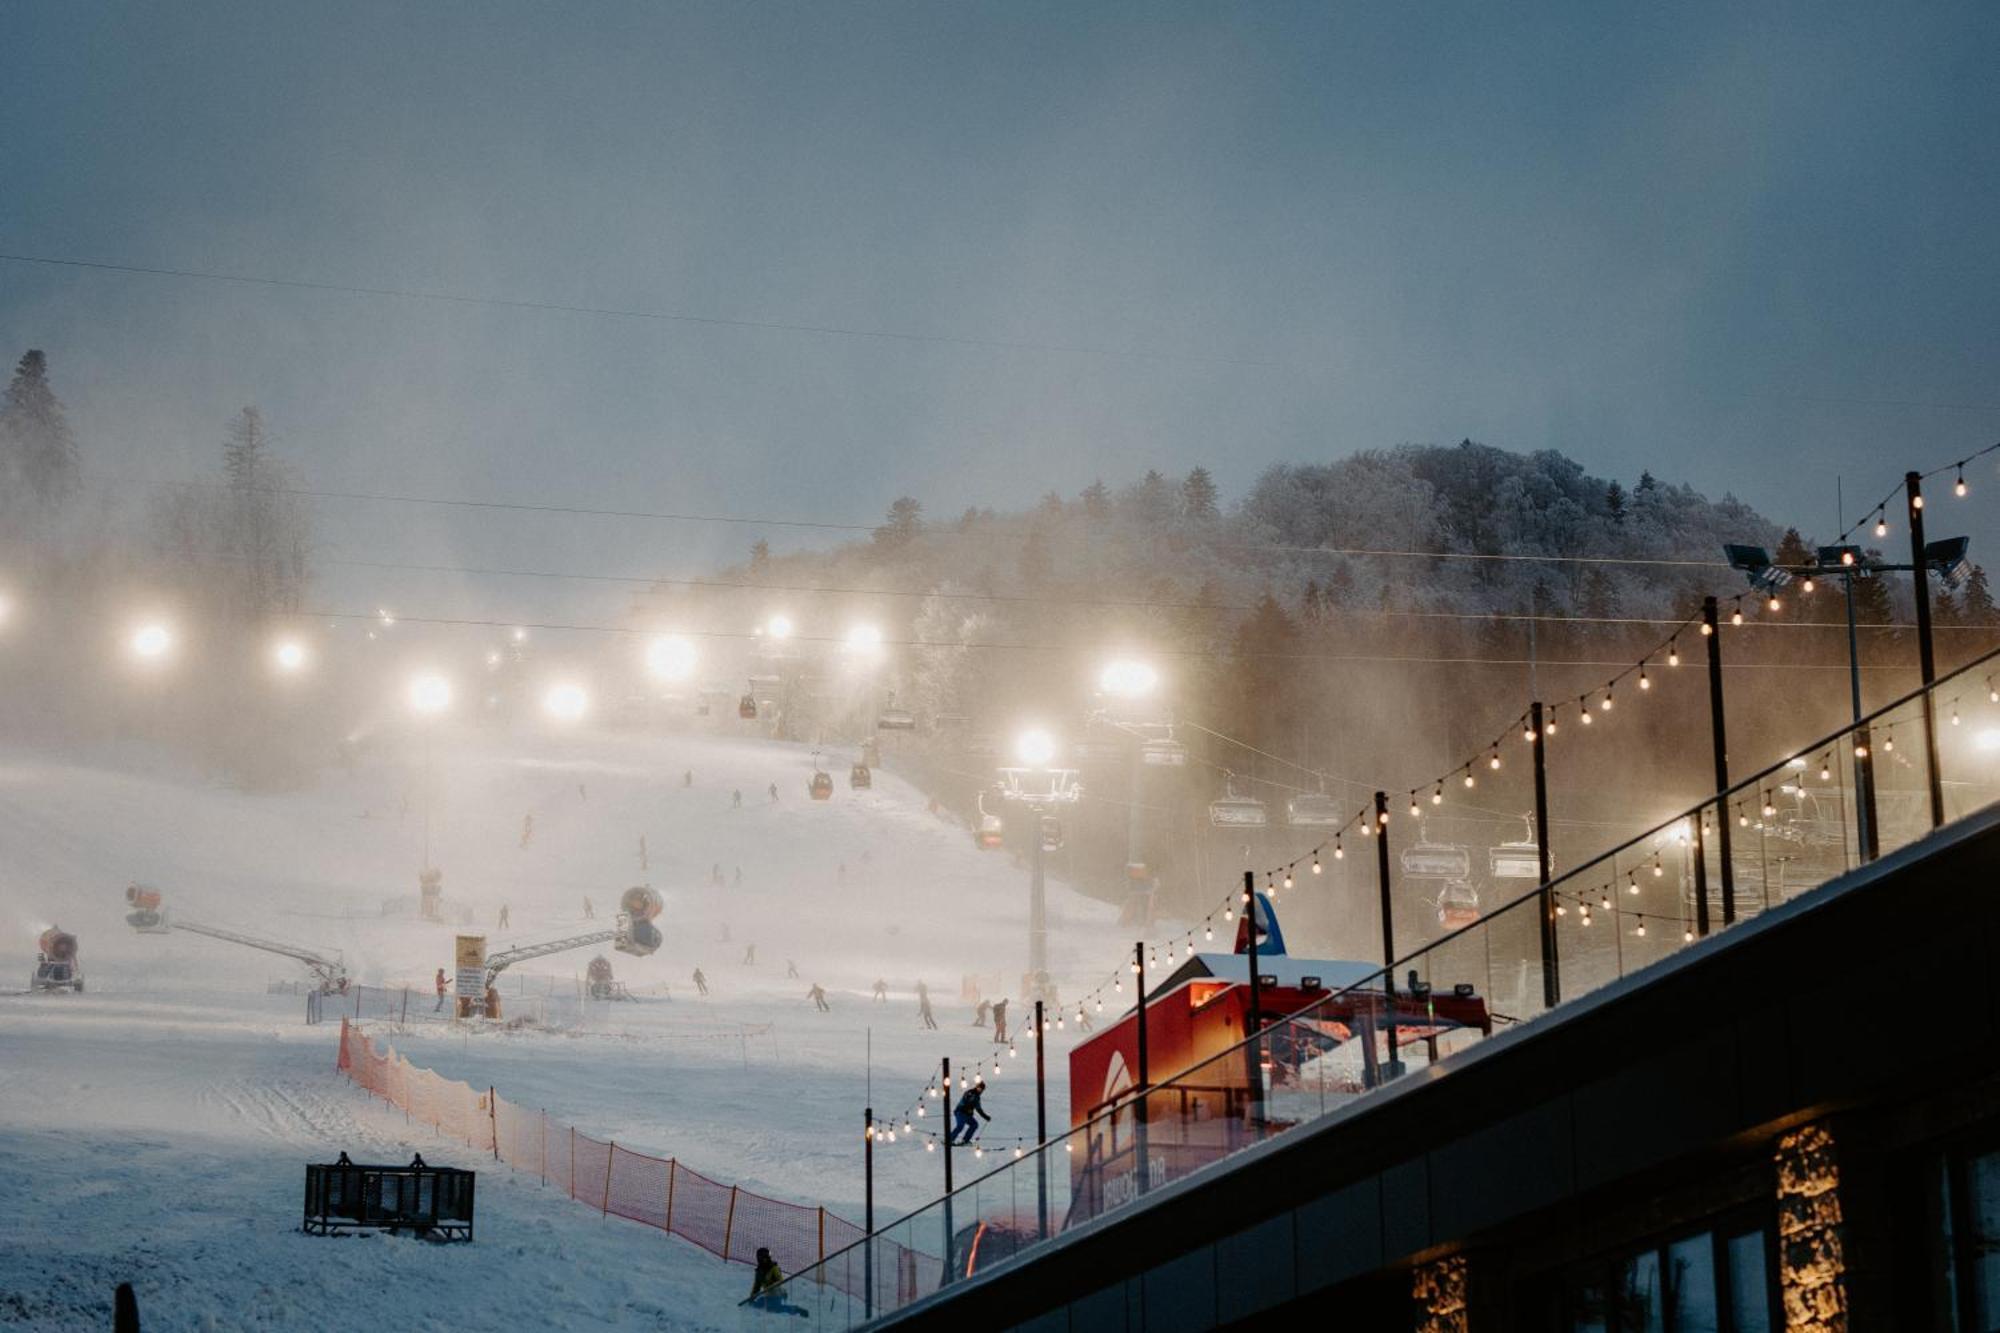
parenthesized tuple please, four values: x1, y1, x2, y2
(334, 1020, 905, 1289)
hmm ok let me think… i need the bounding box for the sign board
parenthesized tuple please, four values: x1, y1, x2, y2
(454, 934, 487, 999)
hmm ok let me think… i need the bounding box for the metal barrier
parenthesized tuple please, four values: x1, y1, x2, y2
(302, 1151, 475, 1240)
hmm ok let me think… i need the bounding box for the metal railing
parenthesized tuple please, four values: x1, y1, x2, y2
(749, 640, 2000, 1328)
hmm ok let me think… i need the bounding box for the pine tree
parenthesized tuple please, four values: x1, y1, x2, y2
(1080, 479, 1110, 521)
(1299, 580, 1323, 622)
(874, 496, 924, 549)
(1128, 470, 1174, 524)
(1605, 481, 1627, 525)
(749, 539, 771, 573)
(1018, 526, 1053, 586)
(1, 349, 79, 511)
(1963, 565, 1997, 625)
(1180, 467, 1219, 522)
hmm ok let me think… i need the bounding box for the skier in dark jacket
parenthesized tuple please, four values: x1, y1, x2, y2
(748, 1247, 808, 1315)
(951, 1079, 990, 1145)
(991, 997, 1009, 1043)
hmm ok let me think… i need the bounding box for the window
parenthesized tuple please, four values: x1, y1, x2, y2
(1557, 1217, 1775, 1333)
(1936, 1142, 2000, 1331)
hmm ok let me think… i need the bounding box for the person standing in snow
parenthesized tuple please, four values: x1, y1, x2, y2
(692, 967, 708, 997)
(519, 814, 533, 849)
(684, 769, 694, 787)
(433, 967, 448, 1012)
(917, 981, 937, 1029)
(497, 904, 510, 929)
(808, 983, 829, 1012)
(872, 978, 888, 1003)
(991, 997, 1009, 1043)
(973, 998, 991, 1028)
(582, 895, 594, 919)
(768, 782, 779, 802)
(732, 789, 743, 809)
(785, 958, 799, 979)
(951, 1078, 990, 1145)
(734, 866, 743, 886)
(742, 943, 756, 965)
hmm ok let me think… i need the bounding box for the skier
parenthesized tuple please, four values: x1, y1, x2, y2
(433, 967, 448, 1013)
(684, 770, 694, 788)
(742, 943, 756, 965)
(950, 1078, 990, 1145)
(808, 983, 829, 1012)
(837, 862, 847, 884)
(577, 782, 587, 801)
(519, 814, 533, 848)
(992, 997, 1009, 1043)
(973, 998, 991, 1028)
(582, 895, 595, 920)
(917, 980, 937, 1030)
(732, 789, 743, 809)
(711, 863, 724, 888)
(785, 958, 800, 979)
(692, 967, 709, 997)
(748, 1247, 808, 1317)
(768, 782, 779, 803)
(497, 903, 510, 930)
(872, 978, 888, 1003)
(734, 866, 743, 886)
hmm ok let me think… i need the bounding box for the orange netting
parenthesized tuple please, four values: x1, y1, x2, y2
(335, 1019, 920, 1292)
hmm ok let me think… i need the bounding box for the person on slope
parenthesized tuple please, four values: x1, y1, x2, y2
(732, 789, 743, 809)
(748, 1247, 809, 1317)
(433, 967, 448, 1013)
(917, 980, 937, 1029)
(692, 967, 709, 997)
(785, 958, 800, 979)
(991, 997, 1010, 1043)
(872, 978, 888, 1003)
(973, 998, 991, 1028)
(951, 1078, 990, 1145)
(582, 895, 595, 920)
(808, 983, 830, 1012)
(684, 769, 694, 787)
(742, 943, 756, 965)
(497, 903, 510, 930)
(768, 782, 779, 803)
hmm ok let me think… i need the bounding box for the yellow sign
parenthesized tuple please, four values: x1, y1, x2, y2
(454, 935, 487, 1000)
(455, 935, 486, 969)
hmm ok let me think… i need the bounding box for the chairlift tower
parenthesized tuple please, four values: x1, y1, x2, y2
(997, 763, 1082, 1002)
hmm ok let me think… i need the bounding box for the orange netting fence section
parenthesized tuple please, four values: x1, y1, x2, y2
(334, 1019, 910, 1293)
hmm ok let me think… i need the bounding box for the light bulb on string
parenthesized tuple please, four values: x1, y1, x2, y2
(1204, 921, 1214, 940)
(1819, 755, 1832, 781)
(1312, 852, 1323, 874)
(1432, 782, 1444, 805)
(1581, 908, 1593, 927)
(1409, 792, 1421, 817)
(1957, 467, 1969, 498)
(1095, 997, 1103, 1012)
(1761, 792, 1776, 818)
(1731, 601, 1744, 626)
(1378, 807, 1390, 827)
(1767, 595, 1781, 613)
(1683, 927, 1695, 942)
(1545, 713, 1557, 737)
(1601, 686, 1614, 711)
(1463, 769, 1475, 788)
(1635, 919, 1647, 938)
(1802, 577, 1815, 594)
(1555, 901, 1567, 917)
(1952, 699, 1962, 726)
(1638, 666, 1650, 691)
(1668, 640, 1679, 667)
(1737, 804, 1749, 827)
(1627, 873, 1639, 896)
(1523, 721, 1536, 742)
(1490, 747, 1502, 770)
(1333, 837, 1344, 860)
(1988, 675, 1997, 704)
(1579, 697, 1593, 724)
(1884, 729, 1895, 752)
(1652, 853, 1664, 877)
(1599, 888, 1611, 910)
(1875, 510, 1889, 538)
(1701, 621, 1713, 637)
(1914, 493, 1925, 510)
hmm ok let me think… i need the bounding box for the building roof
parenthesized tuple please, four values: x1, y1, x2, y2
(1150, 952, 1381, 1001)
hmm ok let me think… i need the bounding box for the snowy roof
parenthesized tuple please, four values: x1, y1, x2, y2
(1152, 953, 1382, 1000)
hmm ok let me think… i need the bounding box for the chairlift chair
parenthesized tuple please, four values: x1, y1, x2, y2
(737, 694, 758, 720)
(1208, 776, 1269, 829)
(1400, 832, 1473, 880)
(1140, 738, 1188, 768)
(1435, 880, 1481, 930)
(877, 708, 917, 731)
(975, 790, 1005, 849)
(1285, 792, 1343, 827)
(1488, 816, 1547, 879)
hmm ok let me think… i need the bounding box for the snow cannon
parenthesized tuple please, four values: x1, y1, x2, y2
(31, 927, 83, 993)
(615, 886, 663, 957)
(37, 928, 77, 964)
(586, 954, 616, 999)
(124, 884, 168, 933)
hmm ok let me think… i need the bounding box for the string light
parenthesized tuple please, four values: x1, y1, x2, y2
(1737, 803, 1749, 827)
(1409, 792, 1421, 817)
(1312, 852, 1323, 874)
(1639, 666, 1650, 690)
(1333, 837, 1344, 860)
(1766, 595, 1781, 613)
(1635, 919, 1647, 938)
(1875, 509, 1889, 538)
(1627, 873, 1639, 896)
(1914, 492, 1925, 510)
(1579, 697, 1593, 724)
(1545, 713, 1558, 737)
(1490, 747, 1502, 770)
(1204, 922, 1214, 940)
(927, 1140, 935, 1152)
(1432, 782, 1444, 805)
(1818, 755, 1832, 781)
(1957, 467, 1969, 497)
(1701, 621, 1713, 637)
(1599, 888, 1612, 910)
(1378, 807, 1390, 826)
(1668, 640, 1679, 666)
(1761, 792, 1776, 818)
(1463, 769, 1475, 788)
(1988, 675, 1997, 704)
(1883, 729, 1895, 752)
(1802, 577, 1815, 594)
(1555, 901, 1568, 917)
(1731, 600, 1745, 626)
(1854, 741, 1868, 759)
(1601, 686, 1614, 711)
(1652, 852, 1664, 878)
(1683, 927, 1695, 942)
(1952, 699, 1962, 726)
(1523, 721, 1536, 742)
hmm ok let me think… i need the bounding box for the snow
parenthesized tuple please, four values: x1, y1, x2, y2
(0, 726, 1128, 1330)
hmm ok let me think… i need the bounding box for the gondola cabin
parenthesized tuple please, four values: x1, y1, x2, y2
(808, 771, 834, 800)
(737, 694, 758, 720)
(849, 763, 872, 789)
(976, 813, 1005, 850)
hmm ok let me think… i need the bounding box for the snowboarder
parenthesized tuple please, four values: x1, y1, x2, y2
(684, 770, 694, 787)
(497, 904, 510, 929)
(768, 782, 779, 802)
(917, 981, 937, 1029)
(519, 814, 533, 848)
(992, 997, 1009, 1043)
(973, 999, 991, 1028)
(785, 958, 800, 979)
(808, 983, 829, 1012)
(692, 967, 709, 997)
(950, 1078, 990, 1145)
(582, 895, 595, 920)
(742, 943, 756, 965)
(732, 789, 743, 809)
(872, 978, 888, 1003)
(748, 1247, 808, 1317)
(433, 967, 448, 1013)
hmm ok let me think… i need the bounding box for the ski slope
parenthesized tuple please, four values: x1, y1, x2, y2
(0, 727, 1128, 1330)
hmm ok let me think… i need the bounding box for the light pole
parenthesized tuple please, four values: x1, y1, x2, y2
(1096, 658, 1161, 909)
(1001, 727, 1078, 1003)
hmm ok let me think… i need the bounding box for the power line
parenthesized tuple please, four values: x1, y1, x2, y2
(0, 251, 1273, 368)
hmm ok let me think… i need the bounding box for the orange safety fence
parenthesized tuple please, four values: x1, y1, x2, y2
(334, 1019, 916, 1295)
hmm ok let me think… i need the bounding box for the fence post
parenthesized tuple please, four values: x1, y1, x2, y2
(570, 1126, 576, 1201)
(1531, 703, 1559, 1010)
(489, 1086, 499, 1161)
(1907, 471, 1947, 829)
(818, 1205, 826, 1264)
(665, 1159, 677, 1233)
(1704, 597, 1737, 924)
(723, 1185, 739, 1261)
(602, 1143, 614, 1216)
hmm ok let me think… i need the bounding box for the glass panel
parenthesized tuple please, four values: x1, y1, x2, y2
(1664, 1233, 1718, 1333)
(1569, 1279, 1608, 1333)
(1724, 1230, 1771, 1333)
(1614, 1250, 1662, 1333)
(1966, 1150, 2000, 1330)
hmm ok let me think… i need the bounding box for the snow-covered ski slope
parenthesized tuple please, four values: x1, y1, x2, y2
(0, 727, 1126, 1330)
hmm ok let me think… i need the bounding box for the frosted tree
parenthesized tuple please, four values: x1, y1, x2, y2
(875, 496, 924, 549)
(1180, 466, 1219, 522)
(0, 350, 79, 514)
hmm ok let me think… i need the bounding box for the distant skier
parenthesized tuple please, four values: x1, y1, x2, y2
(734, 866, 743, 886)
(872, 978, 888, 1003)
(748, 1247, 808, 1317)
(577, 782, 587, 801)
(732, 789, 743, 809)
(712, 863, 724, 887)
(785, 958, 800, 979)
(497, 904, 510, 930)
(917, 981, 937, 1030)
(768, 783, 779, 802)
(684, 770, 694, 788)
(519, 814, 534, 849)
(973, 999, 991, 1028)
(433, 967, 448, 1013)
(950, 1078, 990, 1145)
(582, 895, 595, 920)
(808, 983, 829, 1012)
(639, 836, 649, 871)
(837, 862, 847, 884)
(992, 998, 1009, 1043)
(742, 943, 756, 965)
(692, 967, 709, 997)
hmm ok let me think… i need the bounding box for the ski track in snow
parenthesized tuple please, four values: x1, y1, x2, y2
(0, 727, 1127, 1330)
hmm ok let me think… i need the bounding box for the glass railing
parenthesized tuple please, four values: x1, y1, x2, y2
(746, 644, 2000, 1328)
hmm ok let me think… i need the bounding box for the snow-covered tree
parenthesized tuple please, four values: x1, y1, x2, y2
(1080, 479, 1110, 521)
(874, 496, 924, 549)
(0, 349, 79, 514)
(1180, 467, 1219, 522)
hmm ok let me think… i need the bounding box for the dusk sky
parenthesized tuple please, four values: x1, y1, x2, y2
(5, 1, 1998, 620)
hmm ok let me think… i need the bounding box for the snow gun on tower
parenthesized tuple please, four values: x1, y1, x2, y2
(474, 886, 662, 1013)
(123, 885, 349, 993)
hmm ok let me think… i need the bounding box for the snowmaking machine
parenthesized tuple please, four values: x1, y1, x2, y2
(31, 927, 83, 993)
(123, 885, 350, 993)
(473, 886, 661, 1015)
(584, 955, 631, 1001)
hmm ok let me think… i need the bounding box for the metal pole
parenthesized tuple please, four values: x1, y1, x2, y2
(1704, 598, 1737, 924)
(940, 1057, 954, 1286)
(1029, 816, 1048, 998)
(1690, 812, 1711, 938)
(1373, 792, 1400, 1078)
(1133, 941, 1150, 1196)
(1530, 702, 1558, 1009)
(1033, 998, 1048, 1241)
(863, 1104, 875, 1319)
(1846, 575, 1880, 862)
(1243, 870, 1264, 1127)
(1908, 472, 1947, 829)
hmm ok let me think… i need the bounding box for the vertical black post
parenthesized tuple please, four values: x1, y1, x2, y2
(1908, 472, 1947, 829)
(1033, 998, 1048, 1241)
(1847, 575, 1880, 863)
(1704, 597, 1737, 924)
(863, 1104, 875, 1319)
(1690, 809, 1711, 938)
(1133, 942, 1150, 1196)
(1373, 792, 1400, 1078)
(1243, 870, 1264, 1127)
(1530, 702, 1559, 1009)
(1029, 818, 1048, 998)
(940, 1057, 954, 1286)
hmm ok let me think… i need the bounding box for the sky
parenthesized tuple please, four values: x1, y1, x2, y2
(3, 0, 1998, 622)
